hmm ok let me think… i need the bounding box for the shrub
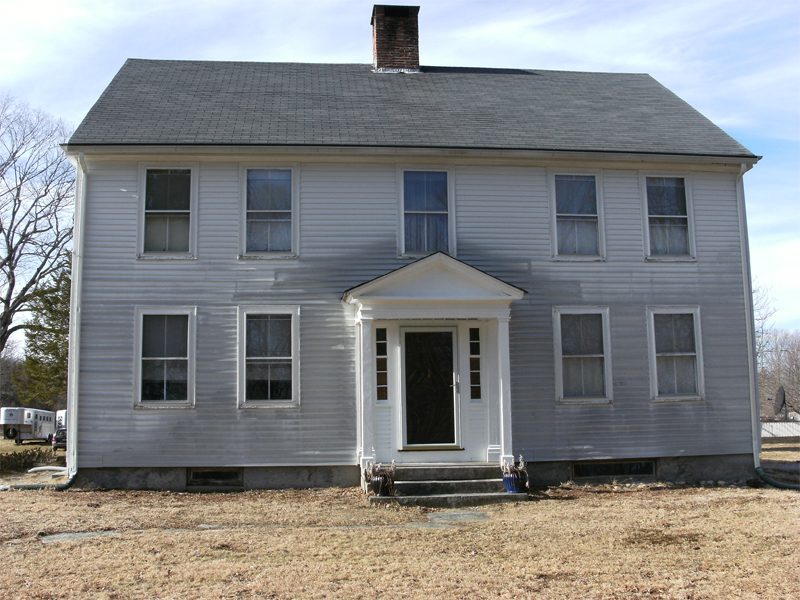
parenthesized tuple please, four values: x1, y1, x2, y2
(0, 448, 59, 474)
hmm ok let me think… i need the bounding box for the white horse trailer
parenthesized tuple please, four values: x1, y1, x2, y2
(1, 407, 56, 444)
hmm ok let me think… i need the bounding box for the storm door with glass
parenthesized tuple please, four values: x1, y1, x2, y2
(402, 328, 458, 446)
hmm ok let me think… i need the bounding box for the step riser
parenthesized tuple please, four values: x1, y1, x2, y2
(394, 467, 502, 481)
(371, 494, 526, 508)
(394, 479, 505, 495)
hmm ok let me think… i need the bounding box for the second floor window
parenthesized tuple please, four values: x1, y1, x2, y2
(403, 171, 449, 254)
(555, 174, 599, 256)
(144, 169, 191, 253)
(646, 177, 690, 256)
(246, 169, 292, 253)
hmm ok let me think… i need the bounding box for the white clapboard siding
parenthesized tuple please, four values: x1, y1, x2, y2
(76, 160, 754, 468)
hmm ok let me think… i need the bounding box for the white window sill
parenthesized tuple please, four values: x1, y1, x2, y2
(238, 401, 300, 409)
(551, 255, 606, 262)
(137, 254, 197, 260)
(556, 397, 612, 405)
(238, 253, 298, 260)
(644, 256, 697, 263)
(652, 395, 704, 403)
(134, 402, 195, 410)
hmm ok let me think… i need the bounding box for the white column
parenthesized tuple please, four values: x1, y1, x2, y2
(497, 316, 514, 466)
(358, 316, 375, 471)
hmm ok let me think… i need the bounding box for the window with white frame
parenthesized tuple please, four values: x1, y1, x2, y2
(143, 169, 193, 253)
(647, 308, 703, 401)
(238, 306, 299, 407)
(554, 307, 612, 403)
(554, 174, 601, 257)
(402, 170, 451, 255)
(135, 308, 195, 407)
(645, 176, 692, 257)
(244, 168, 296, 255)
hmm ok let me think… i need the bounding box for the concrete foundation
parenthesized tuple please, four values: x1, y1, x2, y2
(74, 465, 360, 491)
(527, 454, 756, 487)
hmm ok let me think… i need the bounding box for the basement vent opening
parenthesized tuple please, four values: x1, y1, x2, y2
(572, 461, 655, 479)
(187, 468, 243, 487)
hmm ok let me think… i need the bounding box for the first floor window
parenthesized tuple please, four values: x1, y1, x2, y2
(240, 306, 299, 407)
(137, 309, 194, 406)
(646, 176, 690, 256)
(403, 170, 449, 254)
(649, 309, 702, 400)
(144, 169, 192, 253)
(554, 308, 611, 403)
(555, 174, 599, 256)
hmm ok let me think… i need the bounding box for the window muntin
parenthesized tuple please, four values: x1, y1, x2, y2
(246, 169, 292, 253)
(403, 170, 449, 254)
(653, 313, 698, 396)
(554, 308, 612, 403)
(238, 306, 299, 408)
(135, 307, 195, 408)
(555, 175, 599, 256)
(144, 169, 191, 253)
(646, 177, 690, 256)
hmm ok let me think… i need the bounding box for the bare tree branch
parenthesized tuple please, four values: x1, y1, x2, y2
(0, 93, 74, 355)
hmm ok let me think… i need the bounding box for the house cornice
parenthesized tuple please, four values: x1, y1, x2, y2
(61, 144, 760, 171)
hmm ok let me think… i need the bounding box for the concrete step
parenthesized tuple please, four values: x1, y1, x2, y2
(394, 478, 505, 496)
(393, 464, 502, 481)
(370, 492, 527, 508)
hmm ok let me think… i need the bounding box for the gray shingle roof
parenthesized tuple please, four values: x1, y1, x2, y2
(69, 59, 755, 158)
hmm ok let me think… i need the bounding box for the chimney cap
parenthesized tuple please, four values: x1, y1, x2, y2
(371, 5, 420, 25)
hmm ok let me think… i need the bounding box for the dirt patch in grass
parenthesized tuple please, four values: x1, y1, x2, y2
(1, 485, 797, 599)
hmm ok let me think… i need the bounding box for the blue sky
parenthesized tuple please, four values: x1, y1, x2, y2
(2, 0, 798, 328)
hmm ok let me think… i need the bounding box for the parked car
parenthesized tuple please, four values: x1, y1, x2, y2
(52, 428, 67, 450)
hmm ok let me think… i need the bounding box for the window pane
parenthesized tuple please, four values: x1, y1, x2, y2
(426, 213, 449, 253)
(575, 218, 599, 255)
(469, 328, 480, 342)
(562, 357, 584, 397)
(146, 170, 191, 211)
(404, 171, 447, 212)
(561, 314, 603, 356)
(649, 218, 688, 255)
(247, 212, 292, 252)
(647, 177, 686, 216)
(270, 363, 293, 400)
(376, 357, 387, 371)
(246, 362, 271, 401)
(246, 361, 292, 402)
(654, 314, 695, 354)
(165, 315, 189, 357)
(144, 216, 168, 252)
(674, 356, 698, 394)
(656, 356, 677, 395)
(555, 175, 596, 215)
(246, 219, 269, 252)
(404, 213, 425, 252)
(165, 360, 188, 400)
(142, 315, 165, 358)
(141, 360, 165, 400)
(268, 220, 292, 252)
(247, 315, 291, 358)
(563, 357, 605, 397)
(247, 170, 291, 211)
(558, 216, 598, 255)
(167, 216, 190, 252)
(376, 328, 387, 342)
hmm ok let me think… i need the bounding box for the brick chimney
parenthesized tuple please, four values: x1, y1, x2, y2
(371, 5, 421, 72)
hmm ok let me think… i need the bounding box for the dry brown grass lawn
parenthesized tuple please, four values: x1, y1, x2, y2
(1, 484, 798, 600)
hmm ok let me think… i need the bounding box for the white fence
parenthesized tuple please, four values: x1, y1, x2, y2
(762, 422, 800, 438)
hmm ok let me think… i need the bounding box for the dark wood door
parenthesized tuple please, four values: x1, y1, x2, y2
(404, 330, 456, 445)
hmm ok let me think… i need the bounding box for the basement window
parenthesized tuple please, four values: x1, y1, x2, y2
(572, 461, 655, 479)
(187, 468, 243, 487)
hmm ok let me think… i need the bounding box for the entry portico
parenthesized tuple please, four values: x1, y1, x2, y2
(343, 253, 526, 470)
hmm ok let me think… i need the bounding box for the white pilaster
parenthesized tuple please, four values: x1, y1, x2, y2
(497, 316, 514, 466)
(358, 316, 375, 470)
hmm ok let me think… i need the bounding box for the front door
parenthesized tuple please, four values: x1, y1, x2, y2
(402, 328, 458, 447)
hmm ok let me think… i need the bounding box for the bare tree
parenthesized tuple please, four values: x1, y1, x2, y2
(752, 279, 777, 370)
(0, 94, 74, 356)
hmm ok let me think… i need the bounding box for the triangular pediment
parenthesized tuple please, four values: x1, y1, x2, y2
(343, 253, 526, 303)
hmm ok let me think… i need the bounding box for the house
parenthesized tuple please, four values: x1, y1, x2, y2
(62, 5, 761, 491)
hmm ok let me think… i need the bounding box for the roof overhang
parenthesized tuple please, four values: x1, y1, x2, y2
(343, 252, 526, 321)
